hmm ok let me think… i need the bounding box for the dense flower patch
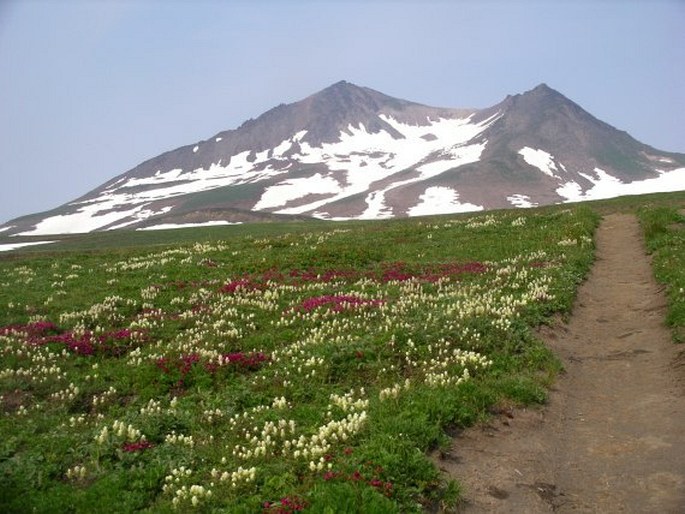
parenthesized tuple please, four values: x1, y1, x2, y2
(0, 322, 145, 356)
(221, 351, 270, 370)
(216, 261, 489, 295)
(155, 351, 270, 389)
(295, 294, 385, 313)
(51, 328, 145, 356)
(0, 320, 61, 341)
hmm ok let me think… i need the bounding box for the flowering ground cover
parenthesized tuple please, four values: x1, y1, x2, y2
(0, 207, 599, 512)
(638, 205, 685, 343)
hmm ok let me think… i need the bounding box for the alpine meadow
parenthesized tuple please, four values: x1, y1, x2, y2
(2, 192, 684, 512)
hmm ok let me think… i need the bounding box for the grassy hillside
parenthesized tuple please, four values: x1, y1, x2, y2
(0, 192, 682, 512)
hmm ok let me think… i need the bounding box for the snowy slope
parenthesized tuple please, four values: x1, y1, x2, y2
(16, 111, 501, 234)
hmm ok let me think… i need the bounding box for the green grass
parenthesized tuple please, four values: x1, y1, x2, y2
(175, 182, 272, 212)
(638, 204, 685, 342)
(1, 196, 678, 512)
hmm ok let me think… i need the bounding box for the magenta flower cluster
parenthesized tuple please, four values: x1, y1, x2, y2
(122, 439, 154, 453)
(0, 321, 60, 341)
(0, 322, 144, 357)
(319, 451, 394, 498)
(262, 495, 308, 513)
(214, 261, 489, 298)
(296, 295, 384, 313)
(221, 351, 270, 370)
(156, 351, 270, 390)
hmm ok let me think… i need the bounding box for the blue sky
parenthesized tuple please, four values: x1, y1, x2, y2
(1, 0, 683, 224)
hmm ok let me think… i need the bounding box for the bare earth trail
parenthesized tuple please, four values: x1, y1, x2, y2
(437, 214, 685, 513)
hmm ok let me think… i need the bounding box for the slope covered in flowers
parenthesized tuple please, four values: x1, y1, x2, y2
(0, 207, 598, 512)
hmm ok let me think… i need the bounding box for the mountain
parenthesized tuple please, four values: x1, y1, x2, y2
(3, 81, 684, 235)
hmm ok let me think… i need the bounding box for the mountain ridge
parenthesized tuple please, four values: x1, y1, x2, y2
(3, 81, 684, 235)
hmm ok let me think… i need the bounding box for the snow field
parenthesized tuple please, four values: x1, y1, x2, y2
(137, 221, 242, 231)
(271, 113, 500, 217)
(556, 167, 685, 202)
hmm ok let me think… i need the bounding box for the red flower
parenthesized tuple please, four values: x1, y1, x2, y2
(369, 478, 383, 488)
(122, 440, 153, 452)
(262, 495, 308, 513)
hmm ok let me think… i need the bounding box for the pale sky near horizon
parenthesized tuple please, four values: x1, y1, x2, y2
(0, 0, 683, 224)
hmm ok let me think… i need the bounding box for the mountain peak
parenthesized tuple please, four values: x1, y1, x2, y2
(327, 79, 355, 89)
(295, 81, 413, 143)
(502, 82, 576, 113)
(316, 80, 363, 96)
(494, 83, 568, 114)
(532, 82, 552, 91)
(4, 81, 683, 235)
(523, 83, 564, 98)
(311, 80, 404, 107)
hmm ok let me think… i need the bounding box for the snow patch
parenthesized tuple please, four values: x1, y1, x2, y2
(407, 186, 484, 216)
(519, 147, 559, 178)
(17, 202, 149, 236)
(292, 130, 308, 141)
(193, 145, 199, 153)
(105, 206, 175, 231)
(557, 167, 685, 202)
(556, 181, 584, 201)
(360, 190, 394, 220)
(272, 138, 293, 157)
(119, 168, 186, 189)
(507, 194, 538, 208)
(417, 142, 487, 175)
(0, 241, 57, 252)
(215, 137, 222, 142)
(254, 173, 342, 210)
(137, 221, 241, 231)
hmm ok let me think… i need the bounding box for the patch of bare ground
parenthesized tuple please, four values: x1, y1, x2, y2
(435, 214, 685, 513)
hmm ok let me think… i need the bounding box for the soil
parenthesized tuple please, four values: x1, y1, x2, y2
(435, 214, 685, 513)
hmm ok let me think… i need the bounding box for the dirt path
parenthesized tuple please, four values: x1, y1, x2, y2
(436, 214, 685, 513)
